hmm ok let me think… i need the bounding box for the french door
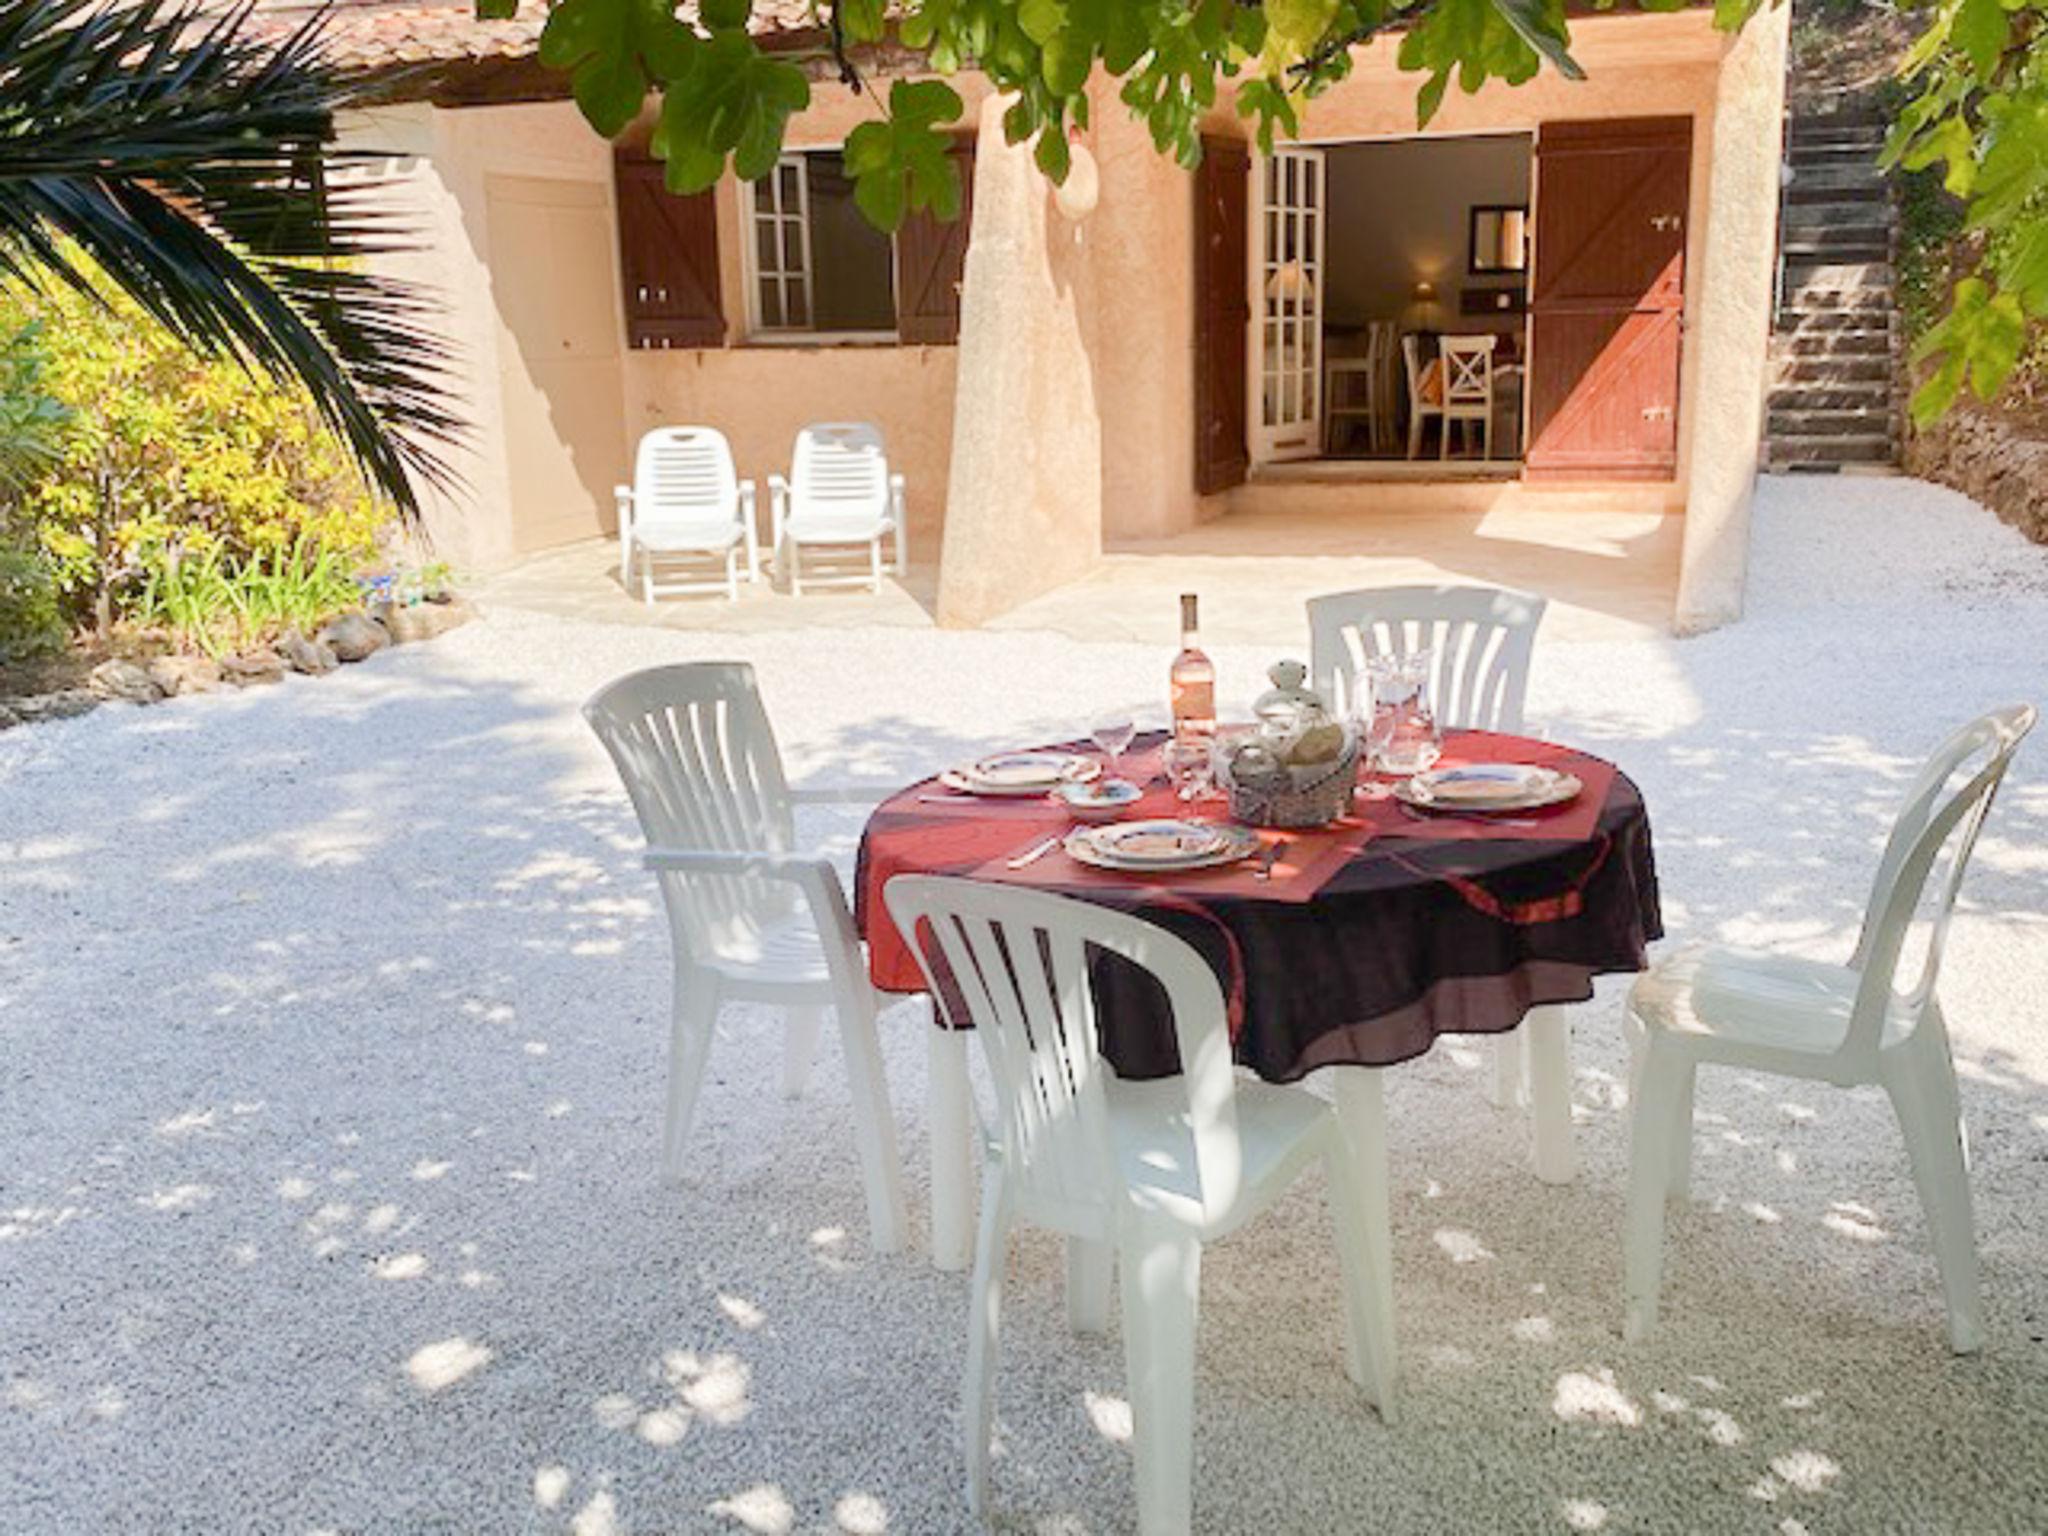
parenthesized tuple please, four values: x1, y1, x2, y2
(1251, 145, 1325, 461)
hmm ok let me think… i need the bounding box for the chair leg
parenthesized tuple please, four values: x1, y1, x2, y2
(725, 547, 740, 603)
(963, 1164, 1011, 1518)
(1408, 413, 1423, 461)
(1118, 1222, 1201, 1536)
(789, 542, 803, 598)
(928, 1021, 975, 1273)
(835, 994, 908, 1255)
(1440, 411, 1451, 461)
(1330, 1067, 1399, 1419)
(1488, 1031, 1525, 1110)
(869, 535, 884, 595)
(782, 1004, 826, 1100)
(1065, 1235, 1113, 1335)
(1666, 1060, 1697, 1202)
(1622, 1042, 1687, 1342)
(1886, 1052, 1983, 1353)
(1526, 1006, 1578, 1185)
(662, 971, 720, 1185)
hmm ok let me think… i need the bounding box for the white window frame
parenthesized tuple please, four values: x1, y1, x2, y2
(741, 148, 899, 344)
(1248, 144, 1326, 462)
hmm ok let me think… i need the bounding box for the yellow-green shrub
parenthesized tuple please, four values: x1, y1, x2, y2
(0, 267, 390, 641)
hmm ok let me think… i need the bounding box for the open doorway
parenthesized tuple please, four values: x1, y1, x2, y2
(1255, 133, 1534, 475)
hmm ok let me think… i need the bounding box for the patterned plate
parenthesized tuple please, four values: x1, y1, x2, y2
(1065, 820, 1260, 872)
(1395, 763, 1583, 813)
(939, 752, 1101, 797)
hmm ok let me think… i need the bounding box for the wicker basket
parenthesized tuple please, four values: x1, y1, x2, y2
(1216, 728, 1361, 828)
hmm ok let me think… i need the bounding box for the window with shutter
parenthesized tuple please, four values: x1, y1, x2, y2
(894, 136, 976, 346)
(1193, 136, 1251, 495)
(614, 146, 725, 350)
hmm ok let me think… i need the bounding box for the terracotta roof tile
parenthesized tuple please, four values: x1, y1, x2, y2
(248, 2, 820, 78)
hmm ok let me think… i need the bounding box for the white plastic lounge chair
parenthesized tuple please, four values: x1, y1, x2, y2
(614, 426, 758, 604)
(583, 661, 908, 1253)
(767, 422, 906, 596)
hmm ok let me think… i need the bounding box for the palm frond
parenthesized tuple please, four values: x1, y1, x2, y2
(0, 0, 460, 516)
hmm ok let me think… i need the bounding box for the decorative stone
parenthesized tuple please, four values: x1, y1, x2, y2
(318, 612, 389, 663)
(0, 702, 20, 731)
(222, 651, 286, 687)
(277, 629, 339, 675)
(146, 655, 223, 696)
(87, 657, 163, 704)
(378, 596, 478, 645)
(12, 689, 98, 723)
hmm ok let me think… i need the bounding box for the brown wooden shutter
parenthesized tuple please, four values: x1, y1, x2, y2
(614, 146, 726, 350)
(1525, 117, 1690, 480)
(893, 136, 976, 345)
(1193, 136, 1251, 495)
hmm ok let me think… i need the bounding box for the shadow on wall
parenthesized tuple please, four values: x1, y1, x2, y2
(1, 643, 2046, 1531)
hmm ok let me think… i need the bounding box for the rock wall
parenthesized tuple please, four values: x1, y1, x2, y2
(1905, 405, 2048, 545)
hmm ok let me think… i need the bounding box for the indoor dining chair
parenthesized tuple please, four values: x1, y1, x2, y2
(884, 876, 1394, 1536)
(1437, 334, 1498, 460)
(1306, 584, 1567, 1173)
(583, 662, 908, 1253)
(769, 422, 908, 595)
(1622, 704, 2035, 1352)
(614, 426, 759, 603)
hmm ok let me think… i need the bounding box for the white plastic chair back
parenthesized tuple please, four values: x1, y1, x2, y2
(583, 663, 798, 968)
(1440, 335, 1495, 405)
(1839, 704, 2035, 1069)
(789, 422, 891, 541)
(884, 877, 1245, 1230)
(634, 427, 742, 543)
(1308, 583, 1547, 730)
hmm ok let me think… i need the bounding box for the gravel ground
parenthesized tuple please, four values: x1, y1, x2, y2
(3, 475, 2047, 1535)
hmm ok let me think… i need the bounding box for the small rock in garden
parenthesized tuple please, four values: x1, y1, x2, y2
(0, 702, 20, 731)
(379, 596, 478, 645)
(14, 689, 99, 723)
(277, 629, 339, 675)
(318, 612, 389, 663)
(222, 652, 286, 688)
(87, 657, 163, 704)
(146, 655, 224, 697)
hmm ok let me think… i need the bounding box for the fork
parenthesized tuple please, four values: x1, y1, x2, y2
(1006, 835, 1062, 869)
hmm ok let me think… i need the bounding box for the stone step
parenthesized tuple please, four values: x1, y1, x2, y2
(1783, 259, 1894, 291)
(1790, 119, 1889, 149)
(1774, 354, 1893, 385)
(1779, 328, 1896, 358)
(1785, 177, 1890, 207)
(1777, 307, 1896, 335)
(1767, 433, 1897, 466)
(1770, 380, 1892, 411)
(1782, 199, 1897, 232)
(1784, 159, 1889, 193)
(1779, 286, 1894, 316)
(1781, 232, 1892, 263)
(1769, 406, 1897, 438)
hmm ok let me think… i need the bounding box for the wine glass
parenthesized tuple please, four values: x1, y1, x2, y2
(1090, 715, 1136, 782)
(1163, 737, 1214, 805)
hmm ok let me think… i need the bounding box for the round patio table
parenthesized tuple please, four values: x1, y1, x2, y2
(855, 728, 1661, 1401)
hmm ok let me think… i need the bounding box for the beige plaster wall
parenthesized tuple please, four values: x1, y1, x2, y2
(341, 100, 629, 572)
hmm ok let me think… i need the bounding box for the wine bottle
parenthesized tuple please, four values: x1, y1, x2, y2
(1170, 593, 1216, 745)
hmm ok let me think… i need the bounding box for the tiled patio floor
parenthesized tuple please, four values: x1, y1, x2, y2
(476, 496, 1683, 646)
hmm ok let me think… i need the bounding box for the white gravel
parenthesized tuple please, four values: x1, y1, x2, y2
(3, 474, 2047, 1534)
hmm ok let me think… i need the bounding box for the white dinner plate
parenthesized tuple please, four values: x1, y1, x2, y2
(939, 751, 1100, 797)
(1065, 820, 1259, 872)
(1395, 763, 1582, 813)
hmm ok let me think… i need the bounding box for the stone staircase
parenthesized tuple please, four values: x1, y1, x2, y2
(1766, 104, 1902, 473)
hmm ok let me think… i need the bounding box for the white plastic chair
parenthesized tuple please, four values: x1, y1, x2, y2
(1622, 704, 2035, 1352)
(767, 422, 907, 596)
(1307, 583, 1569, 1176)
(583, 662, 908, 1253)
(614, 427, 759, 604)
(883, 876, 1394, 1536)
(1438, 334, 1498, 460)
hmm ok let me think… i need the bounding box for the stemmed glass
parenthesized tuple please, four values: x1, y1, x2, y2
(1163, 737, 1215, 806)
(1090, 714, 1137, 783)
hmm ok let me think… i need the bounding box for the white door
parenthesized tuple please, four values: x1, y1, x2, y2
(1251, 146, 1325, 461)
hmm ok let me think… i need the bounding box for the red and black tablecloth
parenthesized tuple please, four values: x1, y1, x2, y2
(854, 730, 1661, 1082)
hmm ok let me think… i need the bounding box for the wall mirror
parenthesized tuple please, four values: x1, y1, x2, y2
(1469, 205, 1529, 274)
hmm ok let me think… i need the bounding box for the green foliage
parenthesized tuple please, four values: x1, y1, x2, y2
(493, 0, 1755, 226)
(0, 323, 67, 495)
(0, 540, 64, 663)
(0, 266, 385, 648)
(1884, 0, 2048, 421)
